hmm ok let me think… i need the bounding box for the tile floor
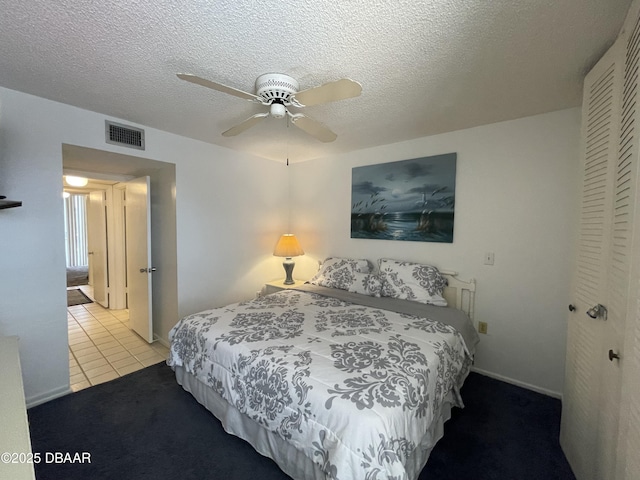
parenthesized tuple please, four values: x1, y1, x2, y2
(67, 287, 169, 392)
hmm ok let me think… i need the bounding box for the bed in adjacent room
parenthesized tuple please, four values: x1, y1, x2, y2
(168, 258, 478, 480)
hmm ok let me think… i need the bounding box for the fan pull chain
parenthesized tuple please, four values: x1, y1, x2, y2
(286, 116, 290, 166)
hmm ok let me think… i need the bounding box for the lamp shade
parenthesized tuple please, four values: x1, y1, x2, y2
(273, 234, 304, 258)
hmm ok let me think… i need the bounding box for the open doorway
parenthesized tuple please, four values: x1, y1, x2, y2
(63, 178, 117, 307)
(62, 144, 178, 392)
(62, 176, 128, 311)
(64, 190, 91, 300)
(63, 174, 155, 391)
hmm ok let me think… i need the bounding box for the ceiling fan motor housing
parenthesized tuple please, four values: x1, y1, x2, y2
(255, 73, 299, 106)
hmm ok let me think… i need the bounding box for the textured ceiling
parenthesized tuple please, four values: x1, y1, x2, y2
(0, 0, 631, 163)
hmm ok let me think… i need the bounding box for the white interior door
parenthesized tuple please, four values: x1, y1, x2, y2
(562, 3, 640, 477)
(560, 38, 623, 480)
(125, 176, 153, 343)
(617, 276, 640, 480)
(614, 3, 640, 478)
(598, 18, 640, 476)
(87, 190, 108, 308)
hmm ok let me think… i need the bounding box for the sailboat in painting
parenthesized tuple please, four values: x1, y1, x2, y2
(351, 153, 456, 243)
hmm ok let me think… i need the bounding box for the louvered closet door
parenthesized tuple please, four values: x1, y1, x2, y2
(560, 38, 623, 480)
(598, 13, 640, 477)
(615, 4, 640, 479)
(616, 279, 640, 480)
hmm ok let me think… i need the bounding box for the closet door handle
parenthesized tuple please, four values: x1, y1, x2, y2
(608, 349, 620, 361)
(568, 304, 576, 312)
(587, 304, 607, 320)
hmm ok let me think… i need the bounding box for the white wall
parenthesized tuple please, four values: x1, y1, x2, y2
(0, 87, 289, 405)
(0, 84, 580, 402)
(289, 108, 581, 396)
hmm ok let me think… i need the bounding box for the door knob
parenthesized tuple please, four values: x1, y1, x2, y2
(568, 304, 576, 312)
(587, 304, 607, 320)
(608, 349, 620, 361)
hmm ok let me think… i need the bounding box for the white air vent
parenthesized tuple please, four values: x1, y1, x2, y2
(105, 121, 145, 150)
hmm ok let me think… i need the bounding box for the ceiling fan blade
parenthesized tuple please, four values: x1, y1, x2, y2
(177, 73, 260, 102)
(291, 78, 362, 107)
(290, 114, 337, 142)
(222, 113, 269, 137)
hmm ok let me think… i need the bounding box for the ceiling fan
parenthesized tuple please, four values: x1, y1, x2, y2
(176, 72, 362, 142)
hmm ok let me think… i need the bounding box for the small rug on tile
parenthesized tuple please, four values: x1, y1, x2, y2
(67, 288, 92, 307)
(27, 364, 576, 480)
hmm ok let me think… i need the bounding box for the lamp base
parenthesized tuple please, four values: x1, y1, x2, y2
(282, 258, 295, 285)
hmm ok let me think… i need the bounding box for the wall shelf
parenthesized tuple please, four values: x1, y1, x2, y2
(0, 196, 22, 209)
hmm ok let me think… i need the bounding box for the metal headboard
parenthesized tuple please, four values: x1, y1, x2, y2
(440, 270, 476, 321)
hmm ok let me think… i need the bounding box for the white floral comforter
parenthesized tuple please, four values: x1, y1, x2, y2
(168, 288, 473, 480)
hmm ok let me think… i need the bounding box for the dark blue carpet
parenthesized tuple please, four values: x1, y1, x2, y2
(425, 372, 575, 479)
(27, 363, 575, 480)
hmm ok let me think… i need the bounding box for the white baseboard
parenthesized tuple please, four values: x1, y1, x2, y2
(26, 385, 72, 409)
(153, 335, 170, 348)
(471, 367, 563, 400)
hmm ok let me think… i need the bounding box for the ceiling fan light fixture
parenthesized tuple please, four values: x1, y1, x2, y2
(65, 175, 88, 187)
(255, 73, 299, 104)
(177, 71, 361, 142)
(270, 102, 286, 119)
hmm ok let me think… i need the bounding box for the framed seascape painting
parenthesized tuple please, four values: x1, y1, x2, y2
(351, 153, 456, 243)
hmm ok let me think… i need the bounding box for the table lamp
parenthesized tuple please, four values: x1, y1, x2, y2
(273, 234, 304, 285)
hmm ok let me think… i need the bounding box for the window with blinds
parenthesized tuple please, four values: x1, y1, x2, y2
(63, 193, 89, 267)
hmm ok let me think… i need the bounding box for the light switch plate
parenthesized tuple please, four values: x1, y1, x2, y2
(484, 252, 495, 265)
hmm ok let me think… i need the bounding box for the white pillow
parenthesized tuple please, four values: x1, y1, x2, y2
(378, 259, 448, 306)
(347, 272, 383, 297)
(320, 257, 372, 273)
(309, 257, 373, 291)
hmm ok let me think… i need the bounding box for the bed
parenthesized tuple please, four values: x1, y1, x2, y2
(168, 259, 478, 480)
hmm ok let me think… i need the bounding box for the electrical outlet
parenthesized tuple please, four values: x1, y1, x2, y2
(478, 321, 488, 334)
